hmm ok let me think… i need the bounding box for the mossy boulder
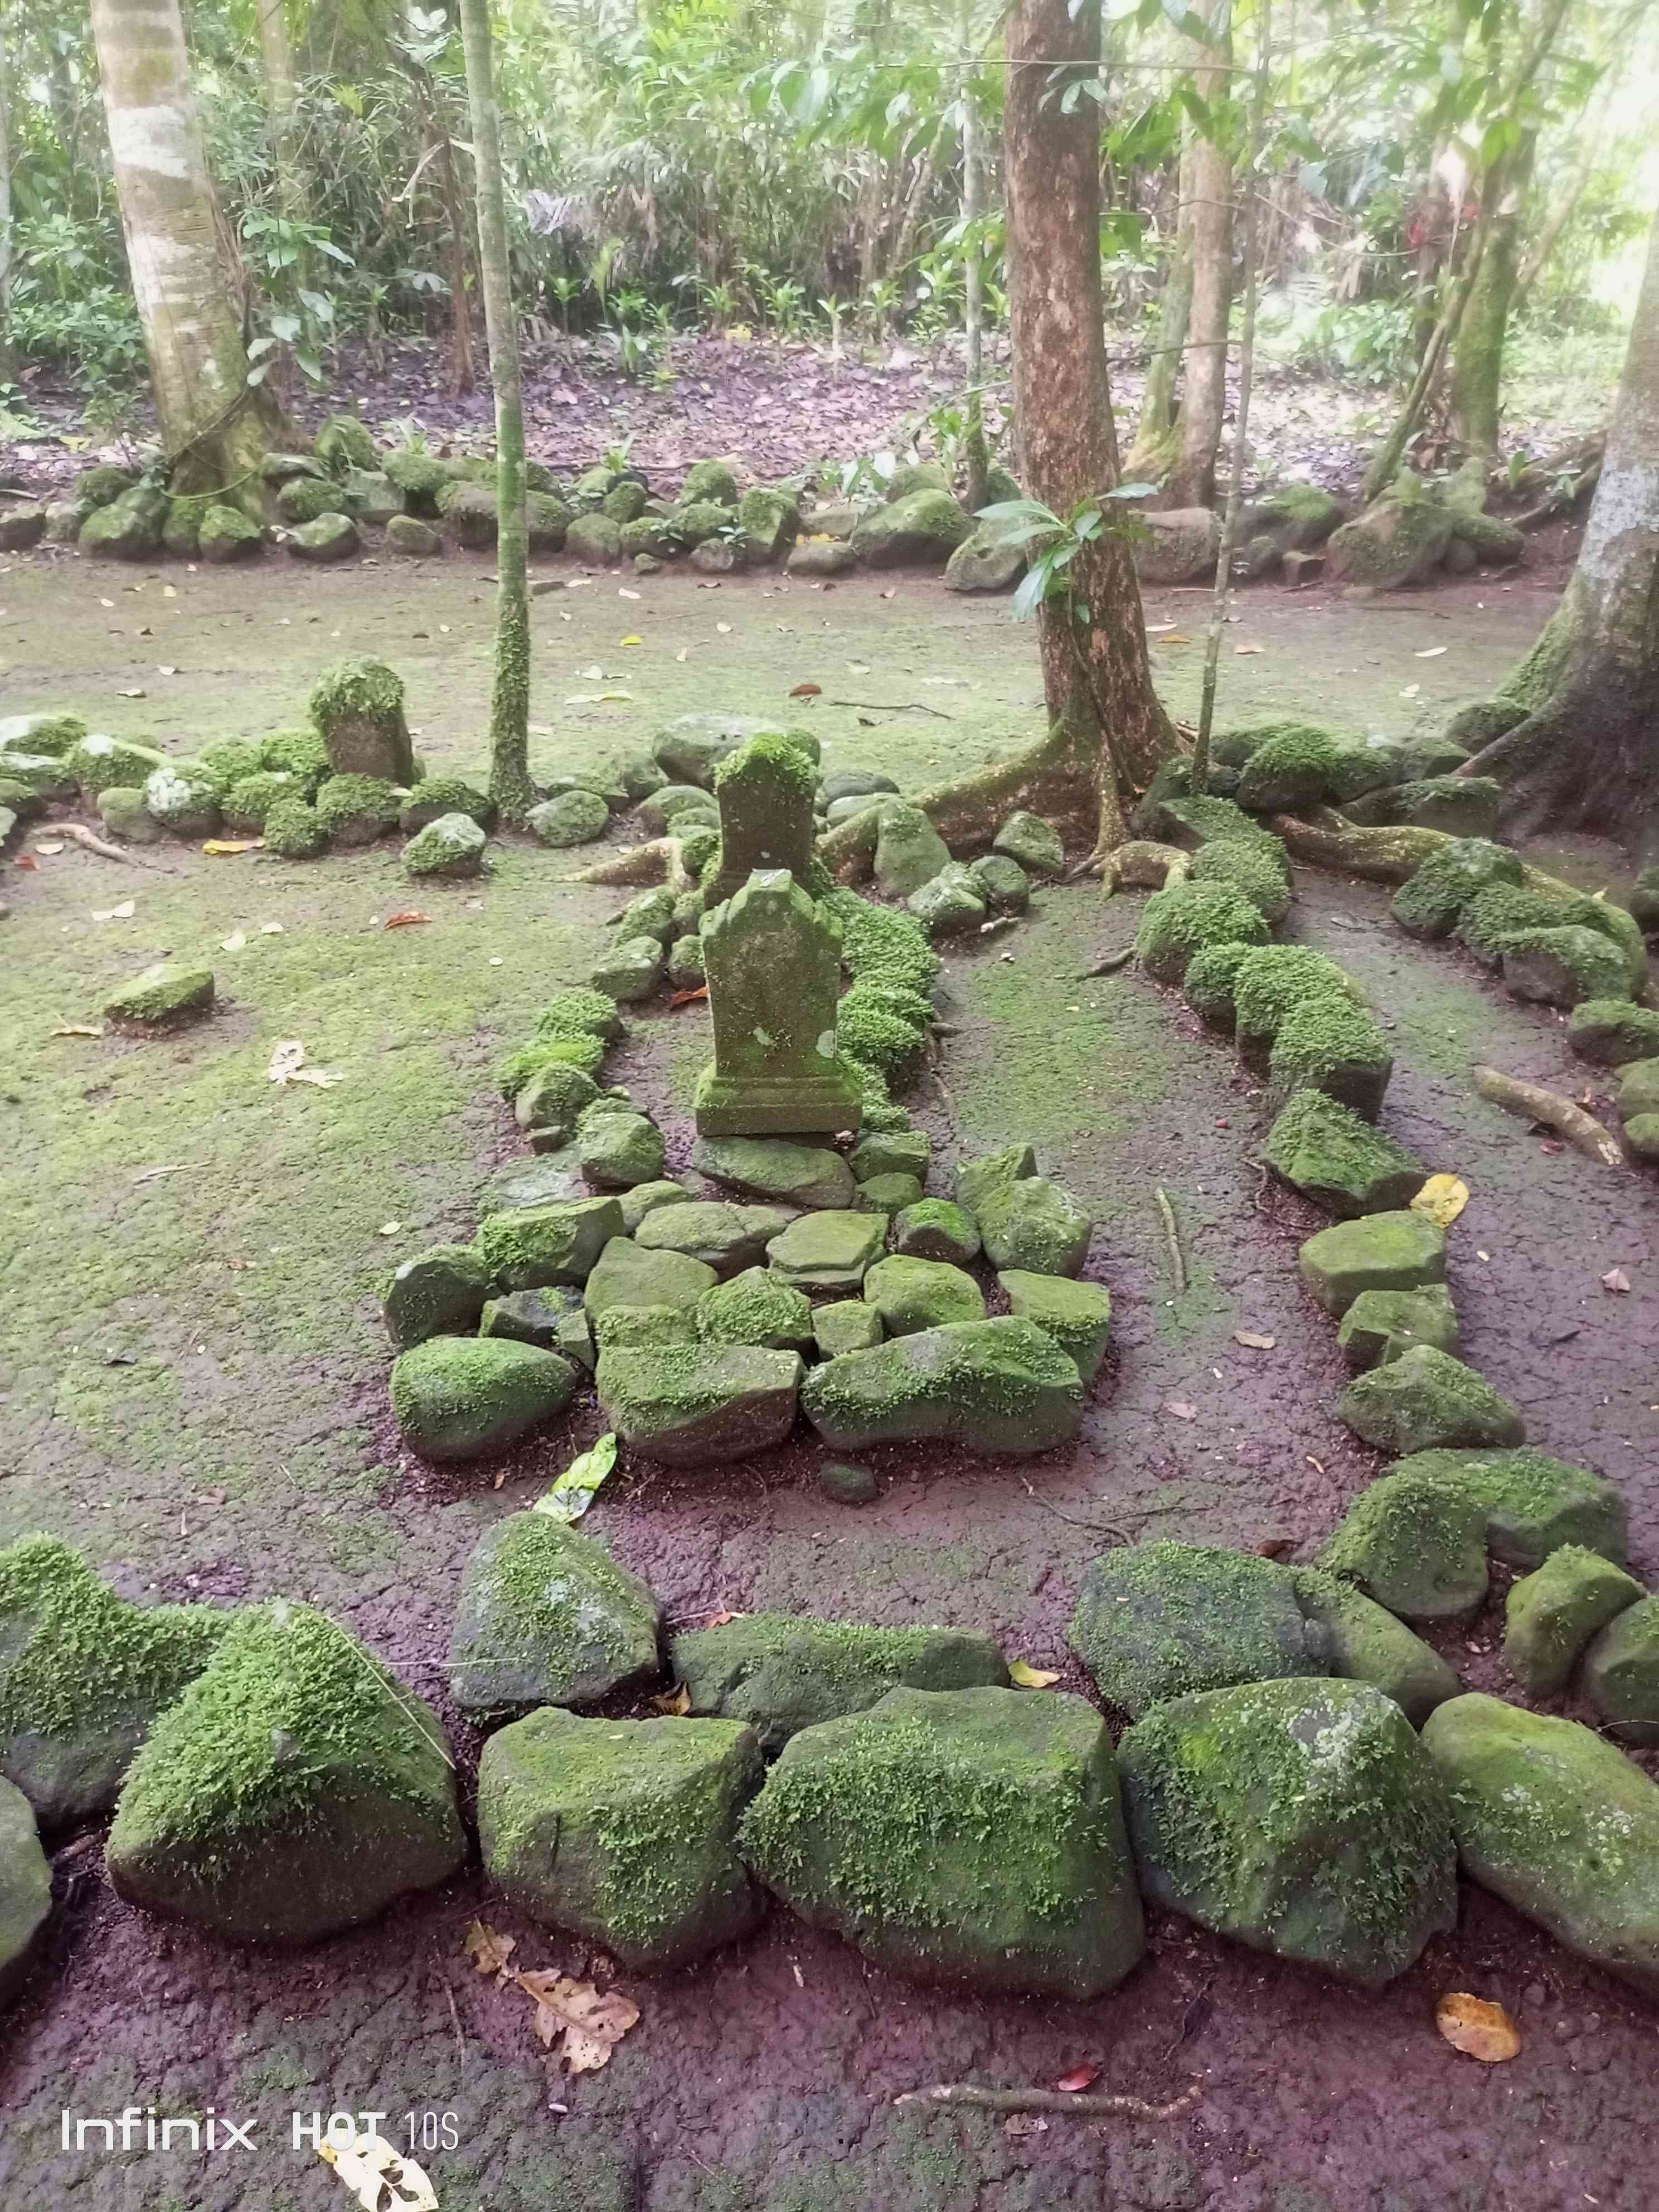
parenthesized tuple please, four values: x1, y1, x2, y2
(1399, 1445, 1629, 1570)
(1320, 1472, 1489, 1624)
(316, 413, 377, 474)
(695, 1267, 814, 1352)
(594, 1343, 803, 1465)
(80, 484, 170, 560)
(1269, 995, 1394, 1120)
(390, 1335, 578, 1462)
(584, 1234, 719, 1317)
(891, 1199, 980, 1267)
(222, 770, 298, 831)
(1299, 1210, 1446, 1318)
(996, 1270, 1113, 1384)
(765, 1210, 888, 1294)
(682, 459, 740, 506)
(970, 851, 1031, 911)
(578, 1112, 664, 1191)
(591, 933, 666, 1002)
(403, 811, 488, 878)
(1337, 1285, 1460, 1370)
(1582, 1597, 1659, 1747)
(872, 802, 952, 898)
(263, 795, 327, 858)
(538, 986, 625, 1042)
(0, 1536, 227, 1830)
(309, 655, 415, 782)
(481, 1197, 623, 1291)
(479, 1286, 593, 1371)
(863, 1255, 986, 1337)
(1460, 883, 1645, 989)
(593, 1305, 697, 1352)
(382, 1243, 494, 1350)
(385, 513, 443, 556)
(850, 490, 972, 568)
(187, 501, 256, 569)
(739, 1685, 1144, 1998)
(850, 1127, 931, 1184)
(1182, 939, 1255, 1030)
(103, 962, 215, 1032)
(1131, 506, 1221, 584)
(0, 1780, 50, 2004)
(498, 1038, 604, 1106)
(694, 1135, 856, 1210)
(992, 810, 1065, 877)
(529, 789, 612, 847)
(1068, 1541, 1323, 1718)
(1263, 1090, 1424, 1216)
(1422, 1694, 1659, 1996)
(1501, 925, 1631, 1009)
(1567, 998, 1659, 1065)
(954, 1140, 1036, 1220)
(286, 512, 360, 562)
(674, 1614, 1009, 1753)
(1291, 1569, 1459, 1725)
(1617, 1057, 1659, 1119)
(143, 764, 221, 839)
(96, 785, 162, 845)
(566, 511, 625, 564)
(449, 1511, 661, 1715)
(801, 1317, 1083, 1457)
(0, 710, 86, 758)
(1136, 878, 1270, 986)
(1326, 496, 1454, 590)
(736, 486, 801, 562)
(383, 449, 451, 514)
(1503, 1546, 1643, 1697)
(69, 732, 168, 799)
(316, 771, 401, 846)
(813, 1302, 884, 1356)
(259, 726, 332, 790)
(974, 1174, 1093, 1277)
(1390, 837, 1523, 939)
(1190, 835, 1291, 924)
(908, 861, 988, 939)
(276, 474, 345, 526)
(480, 1707, 763, 1970)
(884, 461, 950, 502)
(107, 1600, 465, 1945)
(1338, 1345, 1525, 1456)
(401, 776, 497, 834)
(1235, 723, 1342, 812)
(634, 1201, 793, 1278)
(1120, 1677, 1456, 1987)
(942, 525, 1026, 593)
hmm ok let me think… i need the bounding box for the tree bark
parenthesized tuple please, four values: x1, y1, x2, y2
(457, 0, 533, 826)
(89, 0, 279, 504)
(1126, 135, 1195, 483)
(0, 1, 13, 380)
(1163, 8, 1233, 511)
(256, 0, 296, 132)
(1459, 206, 1659, 859)
(959, 17, 989, 514)
(1449, 134, 1535, 460)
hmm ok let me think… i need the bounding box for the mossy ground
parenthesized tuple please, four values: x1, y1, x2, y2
(2, 553, 1657, 2208)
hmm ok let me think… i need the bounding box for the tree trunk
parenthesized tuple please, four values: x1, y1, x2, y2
(1515, 128, 1598, 307)
(1459, 207, 1659, 860)
(0, 2, 12, 380)
(89, 0, 278, 505)
(457, 0, 533, 827)
(1164, 9, 1233, 511)
(257, 0, 297, 131)
(1449, 134, 1535, 460)
(1409, 166, 1454, 371)
(959, 22, 989, 514)
(1126, 135, 1195, 483)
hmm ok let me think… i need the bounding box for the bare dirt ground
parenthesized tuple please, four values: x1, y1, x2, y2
(1, 532, 1655, 2212)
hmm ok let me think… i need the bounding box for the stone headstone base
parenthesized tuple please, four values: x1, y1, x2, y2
(693, 1063, 864, 1139)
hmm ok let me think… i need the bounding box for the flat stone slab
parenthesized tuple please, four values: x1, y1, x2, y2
(634, 1200, 795, 1277)
(801, 1316, 1083, 1457)
(765, 1210, 887, 1293)
(863, 1255, 986, 1336)
(595, 1343, 803, 1465)
(694, 1136, 856, 1209)
(583, 1235, 719, 1316)
(1298, 1210, 1446, 1318)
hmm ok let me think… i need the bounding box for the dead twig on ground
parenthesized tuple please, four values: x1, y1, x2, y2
(48, 821, 172, 872)
(893, 2082, 1201, 2121)
(1019, 1476, 1129, 1543)
(1079, 947, 1134, 978)
(1472, 1065, 1622, 1167)
(1154, 1186, 1186, 1297)
(827, 698, 953, 719)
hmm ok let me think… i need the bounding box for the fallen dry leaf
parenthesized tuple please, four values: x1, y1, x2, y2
(1234, 642, 1264, 655)
(201, 838, 261, 856)
(619, 633, 643, 646)
(789, 681, 822, 698)
(465, 1919, 517, 1977)
(513, 1971, 639, 2073)
(715, 621, 733, 634)
(378, 1220, 402, 1236)
(32, 838, 64, 856)
(1414, 645, 1449, 659)
(14, 854, 37, 871)
(1054, 2063, 1100, 2094)
(1234, 1330, 1276, 1350)
(384, 911, 431, 929)
(1412, 1173, 1470, 1229)
(268, 1039, 344, 1089)
(618, 587, 641, 600)
(1008, 1660, 1061, 1689)
(1435, 1992, 1521, 2063)
(317, 2127, 438, 2212)
(669, 984, 710, 1008)
(220, 929, 248, 952)
(1005, 2114, 1049, 2137)
(1602, 1267, 1631, 1294)
(260, 920, 285, 935)
(705, 1607, 746, 1627)
(651, 1684, 692, 1716)
(1165, 1399, 1197, 1421)
(51, 1022, 104, 1037)
(91, 899, 136, 921)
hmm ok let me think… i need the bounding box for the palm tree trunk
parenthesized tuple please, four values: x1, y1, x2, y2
(89, 0, 278, 503)
(1164, 7, 1233, 510)
(457, 0, 534, 827)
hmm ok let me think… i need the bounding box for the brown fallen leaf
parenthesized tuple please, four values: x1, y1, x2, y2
(669, 985, 710, 1007)
(384, 910, 431, 929)
(465, 1919, 517, 1977)
(650, 1684, 692, 1716)
(1004, 2114, 1049, 2137)
(1602, 1267, 1631, 1294)
(1054, 2063, 1100, 2094)
(201, 838, 261, 856)
(14, 854, 38, 871)
(1008, 1659, 1061, 1689)
(1164, 1399, 1197, 1421)
(705, 1607, 745, 1627)
(1435, 1992, 1521, 2063)
(789, 681, 822, 697)
(1257, 1536, 1296, 1560)
(513, 1971, 639, 2073)
(1234, 1330, 1276, 1350)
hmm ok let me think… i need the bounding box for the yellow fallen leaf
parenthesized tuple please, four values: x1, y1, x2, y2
(651, 1683, 692, 1715)
(1435, 1991, 1521, 2063)
(202, 838, 261, 856)
(675, 647, 688, 662)
(596, 690, 635, 702)
(260, 920, 285, 935)
(514, 1971, 639, 2073)
(1008, 1659, 1061, 1689)
(1154, 633, 1190, 645)
(618, 587, 642, 600)
(1411, 1173, 1469, 1228)
(619, 633, 643, 646)
(1414, 645, 1448, 659)
(317, 2127, 438, 2211)
(51, 1023, 104, 1037)
(465, 1919, 516, 1976)
(716, 621, 733, 634)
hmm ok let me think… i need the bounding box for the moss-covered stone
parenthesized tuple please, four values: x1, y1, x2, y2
(1501, 925, 1631, 1008)
(0, 1779, 50, 2004)
(908, 861, 989, 940)
(681, 459, 739, 506)
(863, 1255, 986, 1336)
(853, 1171, 925, 1216)
(276, 474, 345, 526)
(1068, 1541, 1322, 1718)
(1136, 877, 1270, 986)
(1299, 1210, 1447, 1318)
(449, 1511, 661, 1715)
(591, 1303, 697, 1352)
(316, 413, 377, 474)
(890, 1199, 980, 1267)
(383, 449, 450, 512)
(851, 1128, 931, 1185)
(851, 489, 972, 568)
(802, 1317, 1083, 1456)
(530, 788, 612, 848)
(259, 726, 332, 790)
(1389, 838, 1522, 943)
(309, 656, 414, 783)
(694, 1136, 856, 1209)
(1235, 723, 1342, 812)
(399, 776, 497, 835)
(1582, 1596, 1659, 1747)
(1503, 1546, 1643, 1697)
(80, 483, 169, 559)
(0, 1536, 228, 1830)
(143, 763, 221, 839)
(764, 1209, 888, 1293)
(1263, 1090, 1424, 1217)
(695, 1266, 814, 1351)
(382, 1242, 493, 1350)
(286, 511, 360, 562)
(1396, 1447, 1629, 1570)
(67, 732, 168, 799)
(1326, 496, 1454, 591)
(108, 1600, 463, 1944)
(263, 794, 327, 858)
(1232, 946, 1360, 1064)
(480, 1707, 762, 1970)
(1626, 1112, 1659, 1160)
(315, 770, 400, 846)
(822, 884, 942, 994)
(1319, 1471, 1490, 1623)
(403, 810, 487, 878)
(629, 1201, 788, 1279)
(477, 1200, 618, 1296)
(1617, 1057, 1659, 1119)
(1567, 998, 1659, 1065)
(479, 1283, 587, 1357)
(1422, 1694, 1659, 1996)
(812, 1301, 884, 1356)
(591, 933, 666, 1002)
(871, 802, 952, 898)
(1181, 938, 1255, 1030)
(969, 851, 1031, 911)
(595, 1342, 802, 1464)
(1338, 1345, 1525, 1455)
(1337, 1285, 1461, 1370)
(1291, 1568, 1459, 1724)
(390, 1334, 578, 1462)
(1269, 994, 1394, 1120)
(578, 1111, 665, 1190)
(1458, 882, 1643, 989)
(96, 784, 162, 845)
(1190, 834, 1292, 923)
(975, 1174, 1093, 1277)
(103, 962, 215, 1031)
(221, 770, 298, 831)
(992, 810, 1065, 877)
(739, 1685, 1143, 1997)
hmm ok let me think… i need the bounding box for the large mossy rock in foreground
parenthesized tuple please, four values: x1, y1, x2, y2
(595, 1343, 803, 1465)
(1298, 1210, 1445, 1318)
(672, 1613, 1009, 1752)
(1119, 1678, 1457, 1988)
(800, 1317, 1084, 1457)
(390, 1335, 579, 1463)
(1422, 1694, 1659, 1997)
(1263, 1090, 1424, 1217)
(108, 1602, 465, 1944)
(0, 1535, 228, 1830)
(739, 1686, 1144, 1999)
(479, 1707, 764, 1971)
(448, 1511, 661, 1716)
(1068, 1541, 1323, 1718)
(0, 1779, 51, 2004)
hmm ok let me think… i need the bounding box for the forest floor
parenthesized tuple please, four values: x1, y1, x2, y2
(1, 536, 1656, 2212)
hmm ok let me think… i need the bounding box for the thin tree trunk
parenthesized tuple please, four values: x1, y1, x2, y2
(257, 0, 296, 130)
(458, 0, 533, 826)
(1449, 133, 1535, 460)
(1165, 8, 1233, 511)
(886, 115, 947, 286)
(89, 0, 278, 505)
(433, 98, 477, 395)
(1409, 167, 1453, 370)
(1126, 135, 1195, 483)
(1515, 127, 1598, 307)
(1459, 207, 1659, 858)
(959, 25, 989, 512)
(0, 1, 12, 380)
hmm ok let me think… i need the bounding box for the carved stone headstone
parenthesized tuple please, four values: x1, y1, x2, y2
(693, 871, 863, 1138)
(706, 735, 816, 907)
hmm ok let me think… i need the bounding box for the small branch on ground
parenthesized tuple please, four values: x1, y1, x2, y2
(828, 698, 954, 719)
(1472, 1066, 1623, 1166)
(1155, 1186, 1186, 1297)
(893, 2082, 1201, 2122)
(49, 822, 172, 872)
(1019, 1475, 1129, 1542)
(1079, 947, 1135, 977)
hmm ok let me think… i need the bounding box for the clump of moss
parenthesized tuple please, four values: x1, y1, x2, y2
(1236, 723, 1343, 812)
(309, 654, 405, 733)
(1136, 879, 1269, 986)
(537, 988, 625, 1043)
(222, 770, 298, 832)
(1182, 939, 1256, 1030)
(275, 476, 343, 527)
(1390, 837, 1522, 940)
(399, 775, 498, 834)
(1190, 835, 1291, 924)
(67, 733, 168, 799)
(1456, 882, 1638, 979)
(104, 962, 216, 1030)
(822, 887, 942, 994)
(263, 795, 327, 858)
(498, 1035, 607, 1102)
(258, 727, 332, 793)
(0, 711, 86, 758)
(838, 987, 929, 1089)
(195, 738, 265, 793)
(714, 729, 817, 807)
(315, 772, 400, 845)
(1233, 944, 1360, 1062)
(1269, 995, 1394, 1120)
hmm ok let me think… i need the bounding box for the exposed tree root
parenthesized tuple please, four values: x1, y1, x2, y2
(50, 821, 172, 872)
(567, 835, 695, 891)
(892, 2083, 1201, 2122)
(1268, 808, 1585, 899)
(1472, 1065, 1623, 1166)
(1154, 1185, 1186, 1297)
(1104, 841, 1192, 893)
